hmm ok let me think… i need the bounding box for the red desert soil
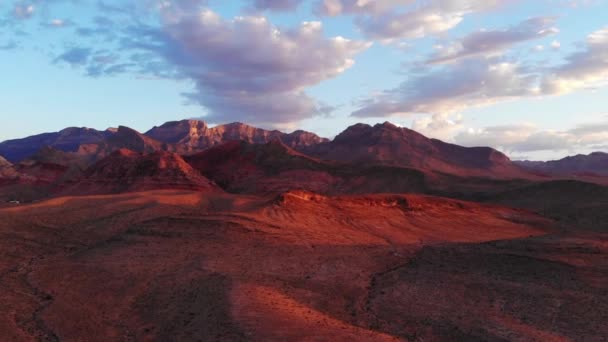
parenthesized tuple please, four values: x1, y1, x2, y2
(1, 189, 606, 341)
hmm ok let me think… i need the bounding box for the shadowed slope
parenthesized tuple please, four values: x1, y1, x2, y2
(483, 180, 608, 232)
(186, 139, 429, 194)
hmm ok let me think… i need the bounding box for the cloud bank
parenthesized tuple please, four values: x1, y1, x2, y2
(153, 8, 370, 125)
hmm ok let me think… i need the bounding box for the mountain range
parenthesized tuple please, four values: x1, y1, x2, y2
(0, 119, 606, 198)
(1, 119, 607, 341)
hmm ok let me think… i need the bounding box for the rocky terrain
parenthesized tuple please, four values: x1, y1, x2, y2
(0, 120, 607, 341)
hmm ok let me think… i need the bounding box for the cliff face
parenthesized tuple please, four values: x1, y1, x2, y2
(145, 120, 329, 152)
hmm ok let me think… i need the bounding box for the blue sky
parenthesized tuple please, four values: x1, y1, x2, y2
(1, 0, 607, 160)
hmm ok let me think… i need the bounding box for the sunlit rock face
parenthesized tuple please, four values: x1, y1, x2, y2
(145, 120, 329, 152)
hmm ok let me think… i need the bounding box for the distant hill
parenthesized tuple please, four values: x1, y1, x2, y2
(303, 122, 531, 179)
(516, 152, 608, 176)
(0, 127, 112, 163)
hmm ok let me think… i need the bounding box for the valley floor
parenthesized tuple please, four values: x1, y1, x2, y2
(0, 190, 606, 341)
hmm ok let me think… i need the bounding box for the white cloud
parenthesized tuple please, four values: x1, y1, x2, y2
(352, 24, 608, 146)
(315, 0, 414, 16)
(154, 8, 371, 125)
(316, 0, 513, 42)
(352, 59, 538, 118)
(541, 27, 608, 95)
(250, 0, 306, 11)
(428, 17, 558, 64)
(14, 4, 35, 19)
(412, 113, 463, 140)
(454, 121, 608, 153)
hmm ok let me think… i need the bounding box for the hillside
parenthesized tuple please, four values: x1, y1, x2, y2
(185, 139, 428, 194)
(64, 149, 219, 195)
(305, 122, 532, 179)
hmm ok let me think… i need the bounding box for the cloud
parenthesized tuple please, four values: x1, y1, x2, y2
(314, 0, 414, 16)
(0, 41, 18, 50)
(250, 0, 306, 11)
(13, 3, 35, 19)
(541, 26, 608, 94)
(454, 121, 608, 153)
(54, 47, 92, 65)
(353, 25, 608, 123)
(355, 6, 464, 42)
(317, 0, 512, 41)
(412, 113, 463, 140)
(352, 58, 538, 118)
(64, 5, 368, 124)
(41, 18, 74, 28)
(428, 16, 558, 64)
(54, 47, 136, 76)
(141, 9, 370, 125)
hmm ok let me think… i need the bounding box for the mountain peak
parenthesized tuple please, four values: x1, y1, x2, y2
(375, 121, 400, 130)
(308, 121, 525, 178)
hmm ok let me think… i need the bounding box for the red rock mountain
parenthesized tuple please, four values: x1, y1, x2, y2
(516, 152, 608, 176)
(76, 126, 177, 163)
(305, 122, 530, 179)
(66, 149, 218, 195)
(145, 120, 329, 151)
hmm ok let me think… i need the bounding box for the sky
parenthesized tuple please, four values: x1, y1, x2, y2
(1, 0, 607, 161)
